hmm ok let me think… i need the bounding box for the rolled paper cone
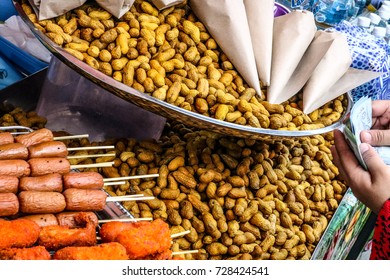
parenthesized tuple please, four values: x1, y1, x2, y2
(244, 0, 274, 86)
(303, 68, 383, 114)
(33, 0, 88, 20)
(270, 30, 335, 104)
(95, 0, 134, 18)
(267, 10, 317, 104)
(189, 0, 262, 95)
(152, 0, 186, 9)
(303, 32, 352, 113)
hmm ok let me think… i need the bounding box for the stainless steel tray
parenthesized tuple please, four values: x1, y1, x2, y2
(12, 0, 352, 140)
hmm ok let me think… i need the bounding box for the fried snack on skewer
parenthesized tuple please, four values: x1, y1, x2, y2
(0, 246, 51, 260)
(14, 128, 88, 147)
(38, 212, 97, 251)
(0, 218, 40, 249)
(53, 242, 128, 260)
(142, 249, 173, 260)
(99, 219, 171, 260)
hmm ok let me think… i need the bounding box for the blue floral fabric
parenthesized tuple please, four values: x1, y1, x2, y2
(328, 20, 390, 102)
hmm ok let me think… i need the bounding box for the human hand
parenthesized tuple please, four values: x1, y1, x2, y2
(360, 100, 390, 146)
(331, 129, 390, 214)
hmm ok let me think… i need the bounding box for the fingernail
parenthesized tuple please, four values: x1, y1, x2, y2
(360, 131, 372, 143)
(359, 143, 369, 154)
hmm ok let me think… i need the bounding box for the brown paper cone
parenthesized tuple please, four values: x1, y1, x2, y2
(29, 0, 87, 20)
(244, 0, 274, 86)
(95, 0, 134, 18)
(270, 30, 335, 104)
(152, 0, 186, 10)
(303, 32, 352, 113)
(267, 10, 317, 104)
(189, 0, 261, 95)
(303, 68, 383, 114)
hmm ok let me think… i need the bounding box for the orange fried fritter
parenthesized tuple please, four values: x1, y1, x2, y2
(116, 219, 171, 260)
(99, 221, 134, 243)
(53, 242, 128, 260)
(143, 249, 173, 260)
(38, 212, 97, 251)
(0, 246, 51, 260)
(0, 218, 40, 249)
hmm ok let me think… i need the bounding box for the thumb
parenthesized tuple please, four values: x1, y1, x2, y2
(360, 143, 387, 176)
(361, 130, 390, 146)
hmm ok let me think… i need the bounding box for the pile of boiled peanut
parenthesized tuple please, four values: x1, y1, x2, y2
(64, 121, 346, 260)
(22, 0, 347, 131)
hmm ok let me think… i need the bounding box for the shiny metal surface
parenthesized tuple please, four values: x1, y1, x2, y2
(13, 0, 352, 140)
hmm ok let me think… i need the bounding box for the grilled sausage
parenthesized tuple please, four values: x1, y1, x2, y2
(0, 175, 19, 193)
(0, 193, 19, 216)
(28, 141, 68, 158)
(19, 173, 63, 192)
(63, 172, 104, 190)
(14, 128, 53, 147)
(56, 211, 99, 228)
(0, 132, 14, 145)
(19, 214, 59, 227)
(0, 159, 30, 177)
(28, 158, 70, 176)
(18, 191, 66, 214)
(63, 189, 107, 211)
(0, 143, 28, 160)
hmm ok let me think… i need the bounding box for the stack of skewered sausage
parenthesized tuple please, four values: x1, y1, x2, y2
(0, 128, 118, 217)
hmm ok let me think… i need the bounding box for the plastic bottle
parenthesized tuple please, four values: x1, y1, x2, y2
(357, 15, 372, 31)
(354, 0, 368, 16)
(312, 0, 357, 26)
(372, 25, 387, 37)
(368, 11, 389, 31)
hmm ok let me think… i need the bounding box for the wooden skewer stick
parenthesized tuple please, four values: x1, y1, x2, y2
(103, 174, 159, 182)
(70, 162, 114, 169)
(98, 217, 153, 223)
(67, 145, 115, 151)
(106, 195, 155, 202)
(171, 250, 199, 256)
(103, 181, 127, 186)
(67, 153, 116, 159)
(53, 134, 89, 140)
(171, 230, 191, 239)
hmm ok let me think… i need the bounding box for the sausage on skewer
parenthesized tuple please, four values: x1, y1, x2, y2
(0, 159, 30, 177)
(0, 132, 14, 145)
(62, 172, 104, 190)
(18, 214, 59, 227)
(0, 143, 28, 160)
(28, 141, 68, 158)
(0, 175, 19, 193)
(19, 173, 63, 192)
(62, 189, 107, 211)
(14, 128, 53, 147)
(0, 193, 19, 216)
(28, 158, 70, 176)
(18, 191, 66, 214)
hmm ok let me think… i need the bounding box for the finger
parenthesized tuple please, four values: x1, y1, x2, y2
(360, 130, 390, 146)
(359, 143, 388, 179)
(371, 100, 390, 118)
